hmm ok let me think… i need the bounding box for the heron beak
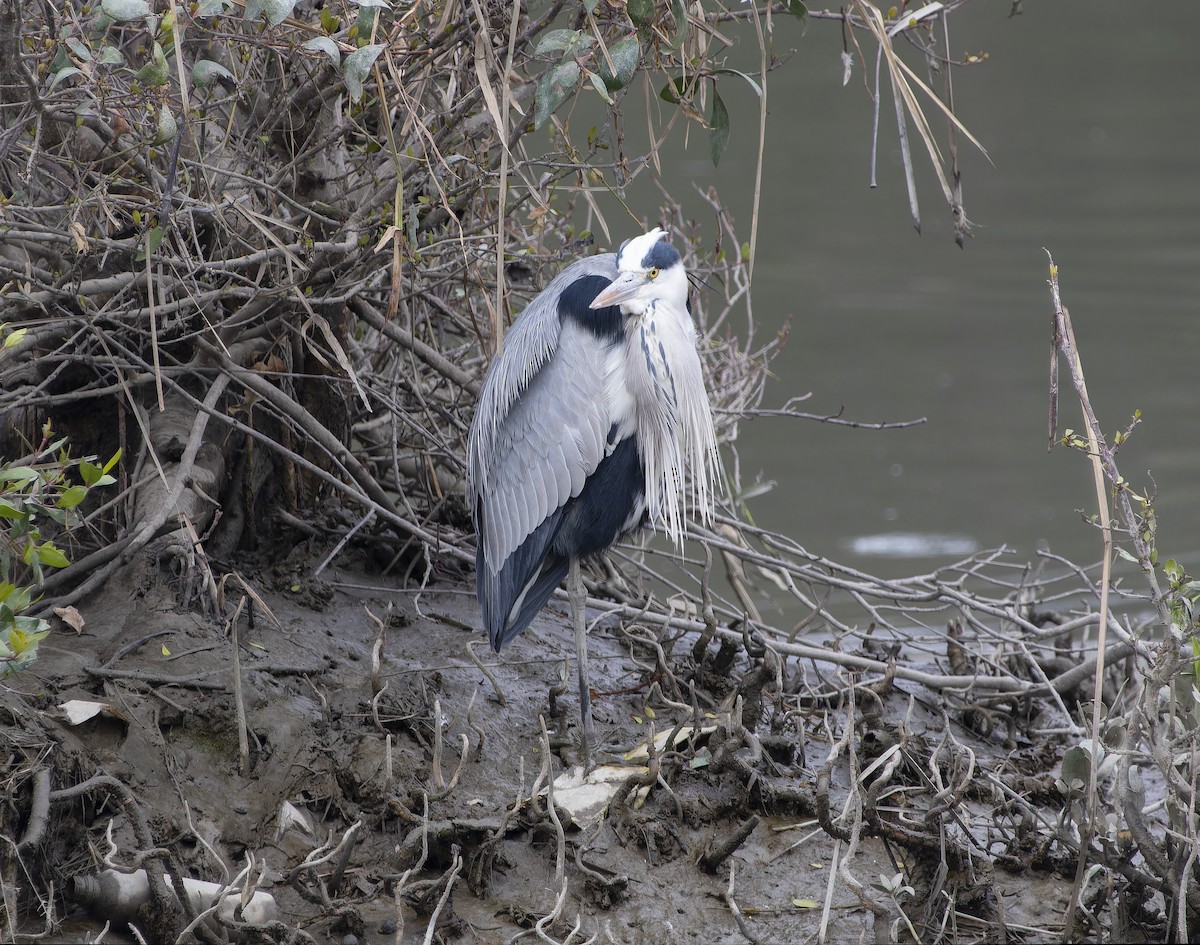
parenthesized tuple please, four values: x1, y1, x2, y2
(590, 272, 643, 310)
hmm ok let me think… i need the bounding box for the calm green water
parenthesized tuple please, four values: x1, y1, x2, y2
(637, 1, 1200, 579)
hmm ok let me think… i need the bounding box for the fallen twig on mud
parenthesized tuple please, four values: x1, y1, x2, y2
(425, 697, 471, 802)
(287, 820, 363, 908)
(15, 768, 50, 853)
(81, 667, 226, 691)
(393, 795, 430, 945)
(464, 687, 486, 762)
(503, 718, 578, 945)
(366, 604, 388, 698)
(467, 640, 508, 706)
(226, 595, 250, 776)
(700, 815, 762, 875)
(817, 839, 842, 945)
(723, 861, 757, 944)
(541, 717, 567, 891)
(420, 848, 462, 945)
(828, 691, 893, 937)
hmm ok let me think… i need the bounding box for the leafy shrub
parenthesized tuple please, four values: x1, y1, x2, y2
(0, 428, 119, 674)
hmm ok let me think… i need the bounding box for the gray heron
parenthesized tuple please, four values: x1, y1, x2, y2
(467, 228, 719, 766)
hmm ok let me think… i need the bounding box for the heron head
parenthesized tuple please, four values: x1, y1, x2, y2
(590, 228, 686, 315)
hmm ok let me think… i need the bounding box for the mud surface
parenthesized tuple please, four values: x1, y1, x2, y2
(3, 534, 1092, 944)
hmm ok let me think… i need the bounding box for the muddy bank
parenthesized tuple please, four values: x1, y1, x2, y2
(2, 537, 1106, 944)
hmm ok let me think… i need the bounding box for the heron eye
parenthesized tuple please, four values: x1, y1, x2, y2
(647, 267, 659, 280)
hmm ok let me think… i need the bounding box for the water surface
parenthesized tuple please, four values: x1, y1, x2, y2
(655, 1, 1200, 582)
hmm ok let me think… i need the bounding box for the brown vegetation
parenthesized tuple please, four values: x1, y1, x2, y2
(2, 1, 1198, 943)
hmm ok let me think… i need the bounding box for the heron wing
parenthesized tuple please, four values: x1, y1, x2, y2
(467, 254, 617, 496)
(475, 314, 611, 572)
(468, 255, 620, 645)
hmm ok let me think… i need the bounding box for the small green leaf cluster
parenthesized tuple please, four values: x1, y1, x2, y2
(0, 429, 120, 675)
(298, 0, 394, 104)
(62, 0, 178, 96)
(1162, 557, 1200, 643)
(533, 29, 640, 130)
(529, 2, 804, 168)
(53, 0, 390, 160)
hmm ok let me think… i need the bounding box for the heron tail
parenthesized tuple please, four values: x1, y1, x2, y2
(477, 510, 570, 651)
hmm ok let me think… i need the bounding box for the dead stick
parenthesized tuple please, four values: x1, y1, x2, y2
(701, 814, 761, 874)
(229, 596, 249, 775)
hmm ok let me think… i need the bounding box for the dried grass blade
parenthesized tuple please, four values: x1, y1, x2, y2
(472, 29, 509, 160)
(887, 64, 921, 232)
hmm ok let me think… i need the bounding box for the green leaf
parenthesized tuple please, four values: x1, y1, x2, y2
(535, 29, 590, 56)
(137, 226, 164, 263)
(709, 87, 729, 167)
(49, 46, 72, 74)
(80, 460, 101, 487)
(1061, 741, 1099, 792)
(586, 69, 612, 104)
(342, 43, 384, 103)
(533, 60, 581, 130)
(0, 499, 25, 520)
(711, 67, 763, 98)
(787, 0, 809, 21)
(262, 0, 298, 26)
(0, 584, 32, 612)
(101, 0, 150, 21)
(103, 449, 122, 475)
(192, 58, 235, 89)
(302, 36, 341, 67)
(672, 0, 689, 45)
(57, 486, 88, 509)
(0, 467, 40, 484)
(35, 544, 70, 569)
(7, 624, 50, 656)
(4, 327, 27, 349)
(599, 35, 639, 92)
(659, 74, 697, 104)
(134, 42, 170, 88)
(154, 106, 178, 144)
(628, 0, 654, 31)
(66, 37, 93, 62)
(49, 67, 83, 91)
(97, 45, 125, 65)
(196, 0, 232, 14)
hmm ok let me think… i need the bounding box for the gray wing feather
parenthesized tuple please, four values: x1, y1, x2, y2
(468, 254, 618, 575)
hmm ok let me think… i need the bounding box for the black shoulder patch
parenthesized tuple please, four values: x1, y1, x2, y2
(558, 273, 623, 340)
(640, 239, 680, 271)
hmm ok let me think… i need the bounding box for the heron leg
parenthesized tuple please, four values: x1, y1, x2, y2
(568, 557, 595, 772)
